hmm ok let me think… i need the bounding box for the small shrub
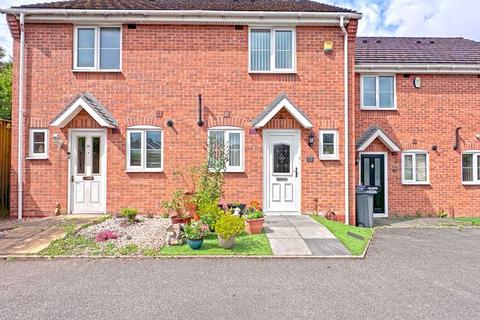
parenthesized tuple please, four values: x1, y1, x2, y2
(215, 214, 245, 240)
(121, 207, 138, 223)
(245, 209, 264, 220)
(198, 201, 224, 230)
(95, 230, 118, 242)
(437, 208, 448, 218)
(184, 221, 210, 240)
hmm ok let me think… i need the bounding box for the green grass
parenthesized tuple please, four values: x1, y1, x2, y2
(311, 216, 373, 256)
(160, 232, 272, 256)
(451, 218, 480, 226)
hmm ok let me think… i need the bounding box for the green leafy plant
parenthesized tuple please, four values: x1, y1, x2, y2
(161, 189, 186, 216)
(437, 208, 448, 218)
(245, 209, 264, 220)
(184, 221, 210, 240)
(215, 214, 245, 240)
(198, 201, 224, 230)
(120, 207, 138, 223)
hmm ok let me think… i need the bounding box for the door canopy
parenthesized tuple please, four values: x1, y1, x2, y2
(251, 93, 313, 129)
(50, 93, 118, 128)
(356, 125, 400, 152)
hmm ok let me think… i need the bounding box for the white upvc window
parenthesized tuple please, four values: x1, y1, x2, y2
(319, 130, 339, 160)
(207, 127, 244, 172)
(361, 74, 396, 110)
(462, 151, 480, 184)
(73, 26, 122, 71)
(249, 27, 296, 73)
(126, 126, 163, 172)
(402, 151, 429, 184)
(28, 128, 48, 159)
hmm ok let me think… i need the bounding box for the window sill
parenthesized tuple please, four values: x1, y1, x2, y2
(26, 156, 48, 160)
(462, 182, 480, 186)
(360, 107, 398, 111)
(125, 169, 163, 173)
(72, 69, 122, 73)
(320, 156, 339, 161)
(249, 70, 297, 75)
(402, 182, 430, 185)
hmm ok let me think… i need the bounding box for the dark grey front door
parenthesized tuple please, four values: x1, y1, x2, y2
(360, 154, 386, 215)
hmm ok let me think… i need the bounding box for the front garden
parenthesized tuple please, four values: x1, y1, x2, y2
(40, 143, 272, 257)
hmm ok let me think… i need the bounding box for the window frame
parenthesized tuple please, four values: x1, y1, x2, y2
(248, 27, 296, 74)
(207, 126, 245, 173)
(126, 126, 163, 172)
(319, 130, 339, 160)
(461, 151, 480, 185)
(360, 74, 397, 110)
(401, 150, 430, 185)
(73, 25, 122, 72)
(28, 128, 49, 159)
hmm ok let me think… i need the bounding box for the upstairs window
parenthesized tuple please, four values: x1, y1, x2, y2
(249, 28, 295, 73)
(28, 128, 48, 159)
(462, 152, 480, 184)
(126, 126, 163, 172)
(361, 75, 396, 109)
(402, 151, 429, 184)
(208, 127, 244, 172)
(74, 26, 121, 71)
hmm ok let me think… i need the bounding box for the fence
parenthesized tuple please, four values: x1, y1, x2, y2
(0, 119, 11, 217)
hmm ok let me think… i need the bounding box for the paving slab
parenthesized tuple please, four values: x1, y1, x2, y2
(265, 227, 301, 239)
(304, 239, 351, 256)
(296, 227, 336, 239)
(286, 215, 321, 227)
(264, 216, 292, 227)
(269, 238, 312, 256)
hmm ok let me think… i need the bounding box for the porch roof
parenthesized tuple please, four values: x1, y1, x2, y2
(50, 93, 118, 128)
(356, 124, 400, 152)
(251, 93, 314, 129)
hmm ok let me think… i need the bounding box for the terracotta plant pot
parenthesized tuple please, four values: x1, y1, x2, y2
(218, 235, 236, 249)
(245, 218, 265, 234)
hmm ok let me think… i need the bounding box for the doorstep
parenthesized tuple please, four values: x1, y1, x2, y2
(265, 216, 350, 256)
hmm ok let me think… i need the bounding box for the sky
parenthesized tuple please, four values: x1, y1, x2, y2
(1, 0, 480, 60)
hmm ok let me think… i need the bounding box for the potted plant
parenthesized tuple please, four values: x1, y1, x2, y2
(244, 209, 265, 234)
(214, 213, 245, 249)
(183, 221, 209, 250)
(198, 201, 224, 232)
(162, 190, 192, 224)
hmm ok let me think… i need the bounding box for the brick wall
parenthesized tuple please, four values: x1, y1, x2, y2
(355, 74, 480, 217)
(10, 21, 358, 220)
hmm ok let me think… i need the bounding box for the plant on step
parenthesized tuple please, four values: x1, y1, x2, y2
(244, 208, 265, 235)
(120, 207, 138, 223)
(184, 221, 210, 250)
(437, 208, 448, 218)
(95, 230, 118, 242)
(215, 213, 245, 249)
(198, 201, 224, 231)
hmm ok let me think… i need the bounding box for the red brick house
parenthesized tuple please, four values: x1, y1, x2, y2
(2, 0, 479, 223)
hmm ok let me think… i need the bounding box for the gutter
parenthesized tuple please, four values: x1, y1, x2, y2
(340, 16, 349, 225)
(18, 13, 25, 220)
(355, 63, 480, 74)
(0, 8, 362, 25)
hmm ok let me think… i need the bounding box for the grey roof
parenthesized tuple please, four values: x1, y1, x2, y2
(15, 0, 356, 13)
(50, 92, 118, 127)
(251, 93, 313, 127)
(356, 37, 480, 65)
(356, 124, 399, 150)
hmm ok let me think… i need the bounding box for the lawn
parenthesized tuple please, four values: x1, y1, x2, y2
(311, 216, 373, 256)
(450, 218, 480, 226)
(160, 232, 272, 256)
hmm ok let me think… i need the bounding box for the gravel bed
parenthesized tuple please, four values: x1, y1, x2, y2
(78, 217, 170, 249)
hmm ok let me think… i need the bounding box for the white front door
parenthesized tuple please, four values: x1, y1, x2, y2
(70, 130, 106, 214)
(263, 130, 301, 214)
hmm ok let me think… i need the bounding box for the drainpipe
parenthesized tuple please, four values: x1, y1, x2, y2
(340, 16, 349, 225)
(17, 13, 25, 220)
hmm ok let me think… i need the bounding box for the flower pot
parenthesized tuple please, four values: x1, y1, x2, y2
(187, 238, 204, 250)
(218, 235, 236, 249)
(245, 218, 265, 234)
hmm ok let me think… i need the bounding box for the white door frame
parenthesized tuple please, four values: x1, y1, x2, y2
(67, 128, 107, 214)
(358, 151, 388, 217)
(262, 129, 301, 215)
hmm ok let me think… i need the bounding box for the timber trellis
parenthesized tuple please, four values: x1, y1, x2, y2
(0, 119, 11, 217)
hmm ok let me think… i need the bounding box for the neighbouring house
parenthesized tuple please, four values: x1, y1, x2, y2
(2, 0, 479, 224)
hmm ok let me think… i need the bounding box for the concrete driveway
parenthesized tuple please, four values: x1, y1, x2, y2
(0, 227, 479, 320)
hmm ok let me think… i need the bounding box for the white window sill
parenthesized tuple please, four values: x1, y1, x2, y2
(249, 70, 297, 75)
(26, 156, 48, 160)
(72, 69, 122, 73)
(208, 169, 245, 173)
(402, 182, 430, 185)
(462, 182, 480, 185)
(125, 169, 163, 173)
(320, 156, 339, 161)
(360, 107, 398, 111)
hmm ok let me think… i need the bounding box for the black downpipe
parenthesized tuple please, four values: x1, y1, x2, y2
(453, 127, 461, 150)
(197, 94, 204, 127)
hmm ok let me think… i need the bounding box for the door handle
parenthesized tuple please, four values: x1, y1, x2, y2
(295, 167, 298, 178)
(71, 176, 74, 183)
